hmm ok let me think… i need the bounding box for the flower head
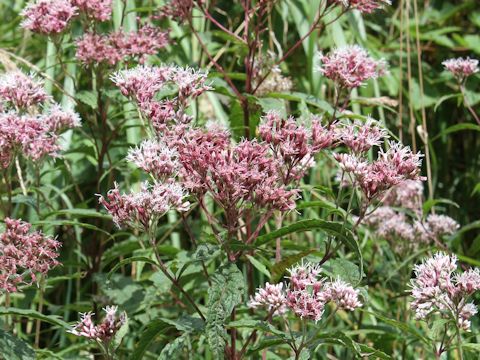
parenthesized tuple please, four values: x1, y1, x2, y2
(127, 140, 179, 180)
(334, 0, 391, 13)
(0, 71, 49, 109)
(248, 282, 287, 315)
(72, 0, 112, 21)
(70, 306, 126, 342)
(0, 218, 61, 292)
(317, 45, 387, 88)
(21, 0, 77, 34)
(336, 118, 388, 153)
(98, 182, 190, 231)
(443, 58, 479, 81)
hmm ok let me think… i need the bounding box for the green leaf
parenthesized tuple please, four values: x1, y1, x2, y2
(113, 312, 129, 350)
(323, 258, 362, 284)
(132, 320, 172, 360)
(267, 92, 334, 114)
(0, 330, 35, 360)
(246, 255, 271, 278)
(107, 256, 158, 280)
(271, 250, 316, 283)
(431, 123, 480, 142)
(0, 307, 69, 328)
(158, 333, 189, 360)
(161, 314, 204, 332)
(76, 90, 98, 109)
(206, 263, 246, 359)
(255, 219, 363, 283)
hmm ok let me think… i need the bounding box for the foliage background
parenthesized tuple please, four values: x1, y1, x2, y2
(0, 0, 479, 358)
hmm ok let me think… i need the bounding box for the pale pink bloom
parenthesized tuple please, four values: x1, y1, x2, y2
(458, 303, 478, 331)
(76, 26, 169, 65)
(410, 253, 480, 331)
(336, 118, 388, 153)
(159, 0, 195, 22)
(21, 0, 77, 34)
(425, 214, 459, 237)
(70, 306, 126, 341)
(72, 0, 112, 21)
(334, 0, 391, 13)
(383, 180, 423, 212)
(285, 262, 361, 322)
(75, 32, 121, 66)
(111, 65, 173, 103)
(0, 71, 49, 109)
(259, 111, 336, 176)
(99, 182, 189, 231)
(443, 57, 479, 80)
(43, 104, 81, 132)
(322, 279, 362, 311)
(317, 45, 387, 88)
(333, 153, 368, 173)
(248, 282, 287, 315)
(0, 113, 60, 166)
(456, 269, 480, 294)
(0, 218, 61, 292)
(127, 140, 179, 180)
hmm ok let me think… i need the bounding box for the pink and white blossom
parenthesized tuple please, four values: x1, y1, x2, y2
(70, 306, 126, 342)
(21, 0, 77, 34)
(443, 58, 479, 80)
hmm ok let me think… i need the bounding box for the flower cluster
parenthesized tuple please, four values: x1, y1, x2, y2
(98, 182, 190, 232)
(0, 71, 81, 167)
(72, 0, 112, 21)
(0, 218, 61, 292)
(179, 128, 298, 220)
(159, 0, 195, 23)
(112, 65, 211, 132)
(336, 118, 387, 154)
(249, 262, 362, 322)
(317, 45, 387, 88)
(126, 139, 179, 181)
(21, 0, 78, 34)
(0, 71, 49, 110)
(76, 26, 169, 65)
(365, 181, 458, 252)
(334, 0, 391, 13)
(410, 253, 480, 331)
(443, 57, 479, 81)
(335, 137, 423, 201)
(70, 306, 126, 342)
(259, 111, 336, 182)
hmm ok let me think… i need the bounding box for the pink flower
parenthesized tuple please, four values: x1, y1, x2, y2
(383, 180, 423, 212)
(410, 253, 480, 331)
(317, 45, 387, 88)
(425, 214, 459, 237)
(159, 0, 195, 22)
(336, 118, 388, 153)
(248, 282, 287, 315)
(334, 0, 391, 13)
(99, 182, 190, 231)
(443, 58, 479, 81)
(43, 104, 82, 132)
(0, 71, 49, 109)
(322, 279, 362, 311)
(21, 0, 77, 34)
(72, 0, 112, 21)
(126, 140, 179, 180)
(69, 306, 126, 342)
(76, 26, 169, 65)
(0, 218, 61, 292)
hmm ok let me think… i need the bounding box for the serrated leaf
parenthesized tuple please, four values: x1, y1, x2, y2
(158, 333, 189, 360)
(206, 263, 246, 359)
(323, 258, 362, 284)
(76, 90, 98, 109)
(0, 330, 35, 360)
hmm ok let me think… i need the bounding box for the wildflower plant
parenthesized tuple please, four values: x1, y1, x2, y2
(0, 0, 476, 359)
